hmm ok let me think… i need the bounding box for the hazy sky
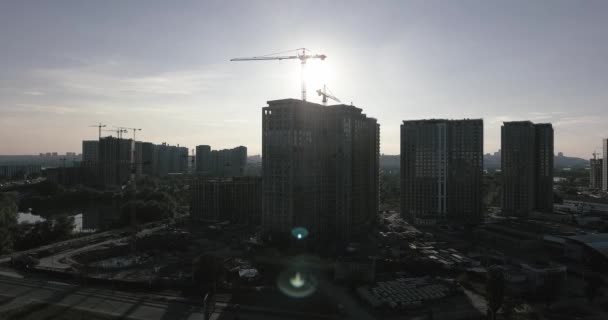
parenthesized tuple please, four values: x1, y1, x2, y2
(1, 0, 607, 157)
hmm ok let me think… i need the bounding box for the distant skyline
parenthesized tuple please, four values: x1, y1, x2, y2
(1, 0, 607, 158)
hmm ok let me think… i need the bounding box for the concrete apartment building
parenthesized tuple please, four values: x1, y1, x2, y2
(82, 140, 98, 162)
(262, 98, 380, 242)
(535, 123, 554, 211)
(81, 139, 189, 184)
(154, 143, 188, 177)
(140, 142, 156, 176)
(98, 136, 133, 186)
(195, 145, 247, 177)
(604, 139, 608, 191)
(501, 121, 554, 217)
(0, 165, 41, 179)
(590, 157, 603, 189)
(195, 145, 212, 175)
(400, 119, 483, 226)
(190, 176, 262, 225)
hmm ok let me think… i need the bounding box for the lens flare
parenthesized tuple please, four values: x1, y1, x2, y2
(290, 272, 305, 288)
(277, 268, 318, 298)
(291, 227, 309, 240)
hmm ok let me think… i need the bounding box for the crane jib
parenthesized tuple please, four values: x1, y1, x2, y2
(230, 49, 327, 101)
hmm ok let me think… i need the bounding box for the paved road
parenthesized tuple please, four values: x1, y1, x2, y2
(43, 225, 165, 270)
(0, 229, 122, 265)
(0, 222, 166, 267)
(0, 274, 205, 320)
(0, 274, 344, 320)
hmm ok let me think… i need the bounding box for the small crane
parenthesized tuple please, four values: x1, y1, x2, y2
(118, 127, 142, 141)
(112, 127, 130, 139)
(316, 85, 341, 105)
(89, 123, 106, 140)
(103, 128, 127, 139)
(231, 48, 327, 101)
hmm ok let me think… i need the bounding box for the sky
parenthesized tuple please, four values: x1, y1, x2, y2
(1, 0, 607, 157)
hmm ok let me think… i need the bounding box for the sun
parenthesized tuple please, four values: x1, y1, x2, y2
(302, 60, 336, 101)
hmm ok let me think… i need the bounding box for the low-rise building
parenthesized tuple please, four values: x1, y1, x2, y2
(334, 258, 376, 283)
(357, 277, 454, 311)
(520, 262, 567, 288)
(0, 165, 41, 180)
(190, 176, 262, 225)
(564, 233, 608, 270)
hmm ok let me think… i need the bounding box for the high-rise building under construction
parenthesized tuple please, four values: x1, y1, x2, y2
(262, 99, 379, 242)
(501, 121, 554, 216)
(400, 119, 483, 225)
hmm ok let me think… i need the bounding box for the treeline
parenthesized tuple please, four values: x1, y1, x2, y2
(117, 188, 177, 225)
(0, 192, 75, 254)
(0, 179, 181, 254)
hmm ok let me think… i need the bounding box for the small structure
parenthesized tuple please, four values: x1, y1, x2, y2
(357, 277, 452, 311)
(334, 258, 376, 283)
(520, 262, 567, 289)
(564, 233, 608, 270)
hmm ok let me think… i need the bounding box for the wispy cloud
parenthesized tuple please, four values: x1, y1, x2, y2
(488, 115, 512, 124)
(553, 115, 601, 127)
(223, 119, 249, 123)
(9, 103, 79, 115)
(488, 112, 601, 128)
(21, 91, 45, 96)
(33, 62, 233, 98)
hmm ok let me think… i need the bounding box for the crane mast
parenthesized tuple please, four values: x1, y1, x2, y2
(316, 85, 341, 105)
(231, 48, 326, 101)
(89, 123, 106, 140)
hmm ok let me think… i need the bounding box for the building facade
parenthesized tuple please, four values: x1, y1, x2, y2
(190, 176, 262, 225)
(154, 143, 188, 176)
(82, 140, 99, 162)
(262, 99, 379, 242)
(140, 142, 156, 176)
(590, 158, 603, 189)
(535, 124, 554, 212)
(400, 119, 483, 225)
(196, 145, 247, 177)
(0, 165, 41, 180)
(501, 121, 554, 217)
(603, 139, 608, 191)
(195, 145, 212, 175)
(98, 137, 133, 186)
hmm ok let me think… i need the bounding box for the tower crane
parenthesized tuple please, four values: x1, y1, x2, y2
(102, 128, 127, 138)
(316, 85, 341, 105)
(117, 127, 142, 141)
(230, 48, 327, 101)
(112, 127, 130, 139)
(89, 123, 106, 140)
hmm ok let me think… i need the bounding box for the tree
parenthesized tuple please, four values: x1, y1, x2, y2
(52, 215, 75, 239)
(13, 215, 74, 251)
(501, 297, 521, 320)
(553, 192, 563, 204)
(585, 273, 603, 303)
(192, 254, 225, 296)
(486, 266, 505, 320)
(119, 199, 174, 225)
(538, 271, 563, 309)
(0, 192, 19, 254)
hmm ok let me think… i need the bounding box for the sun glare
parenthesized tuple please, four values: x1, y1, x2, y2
(302, 60, 336, 102)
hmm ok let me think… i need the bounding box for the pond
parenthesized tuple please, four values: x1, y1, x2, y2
(17, 202, 123, 233)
